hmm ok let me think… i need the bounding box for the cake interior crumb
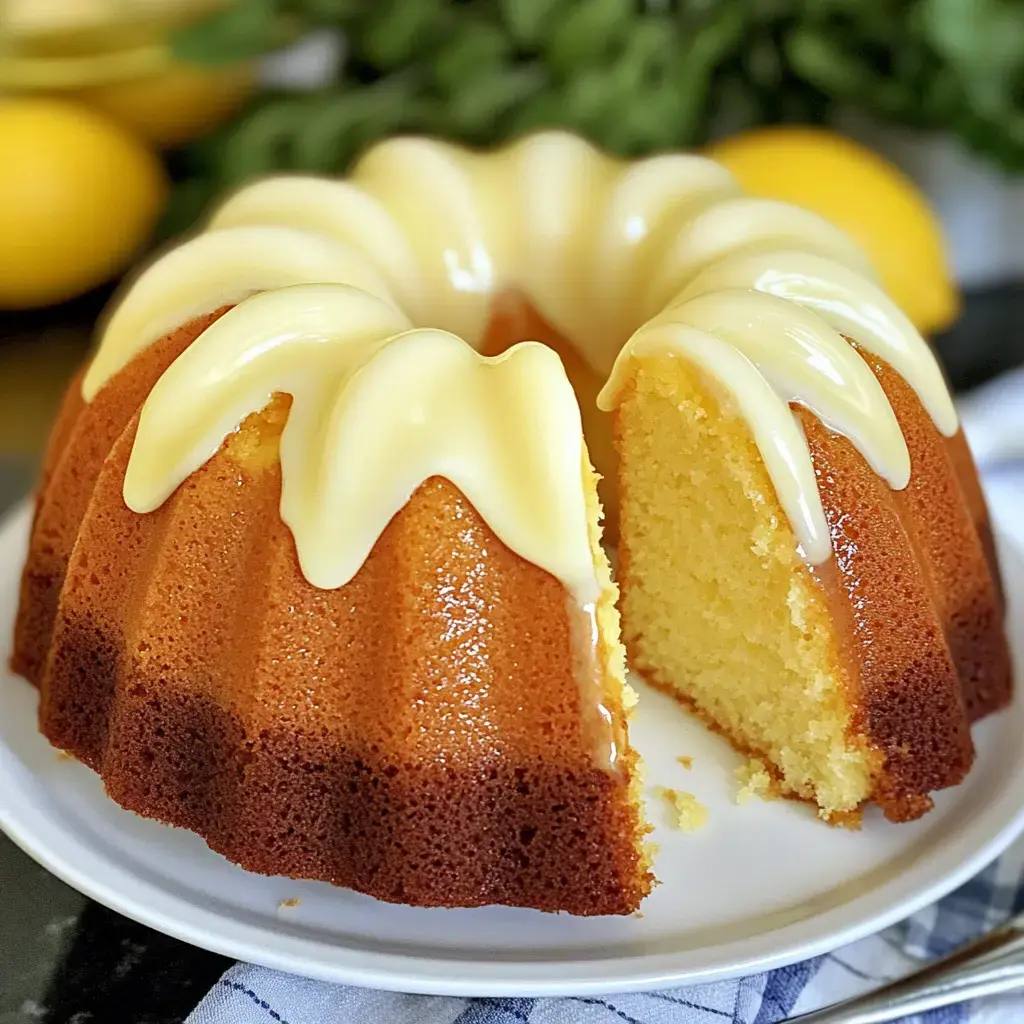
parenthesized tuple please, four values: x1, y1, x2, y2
(655, 786, 708, 831)
(278, 897, 301, 909)
(676, 755, 693, 770)
(735, 757, 776, 805)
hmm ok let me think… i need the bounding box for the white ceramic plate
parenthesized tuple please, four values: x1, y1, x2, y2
(2, 498, 1023, 997)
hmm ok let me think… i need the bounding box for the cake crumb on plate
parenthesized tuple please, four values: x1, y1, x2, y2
(656, 787, 708, 831)
(676, 755, 693, 769)
(735, 758, 776, 805)
(278, 897, 301, 909)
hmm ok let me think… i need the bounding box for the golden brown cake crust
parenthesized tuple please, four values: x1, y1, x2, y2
(16, 317, 651, 916)
(797, 348, 1009, 820)
(947, 428, 1006, 616)
(860, 348, 1011, 721)
(800, 410, 976, 822)
(12, 310, 231, 685)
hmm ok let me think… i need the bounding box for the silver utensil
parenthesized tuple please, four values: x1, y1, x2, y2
(788, 915, 1024, 1022)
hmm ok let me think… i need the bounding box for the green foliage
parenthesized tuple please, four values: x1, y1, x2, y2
(167, 0, 1024, 233)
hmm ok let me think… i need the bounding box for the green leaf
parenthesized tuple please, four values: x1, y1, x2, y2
(359, 0, 452, 70)
(499, 0, 564, 48)
(169, 0, 1024, 204)
(297, 0, 364, 18)
(447, 65, 548, 137)
(785, 27, 874, 98)
(156, 178, 219, 239)
(545, 0, 633, 75)
(507, 89, 570, 135)
(291, 78, 419, 170)
(171, 0, 284, 66)
(744, 35, 783, 90)
(681, 8, 750, 76)
(921, 0, 1024, 116)
(434, 22, 514, 94)
(219, 95, 309, 183)
(612, 17, 676, 90)
(710, 74, 769, 137)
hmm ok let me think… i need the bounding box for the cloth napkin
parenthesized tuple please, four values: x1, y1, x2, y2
(188, 368, 1024, 1024)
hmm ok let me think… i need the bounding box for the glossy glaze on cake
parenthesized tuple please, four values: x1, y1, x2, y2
(11, 131, 1011, 912)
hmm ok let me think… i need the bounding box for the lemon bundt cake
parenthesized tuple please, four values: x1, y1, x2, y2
(12, 133, 1010, 913)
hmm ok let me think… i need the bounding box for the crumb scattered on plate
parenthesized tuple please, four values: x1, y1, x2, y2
(278, 897, 301, 909)
(734, 758, 776, 805)
(676, 755, 693, 770)
(55, 750, 73, 761)
(656, 787, 708, 831)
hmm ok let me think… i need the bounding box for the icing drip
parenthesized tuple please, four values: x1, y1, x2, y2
(124, 285, 599, 603)
(657, 289, 910, 488)
(571, 599, 621, 773)
(208, 175, 424, 313)
(352, 136, 503, 341)
(677, 249, 958, 436)
(641, 197, 878, 323)
(589, 153, 738, 369)
(88, 129, 959, 586)
(85, 226, 396, 401)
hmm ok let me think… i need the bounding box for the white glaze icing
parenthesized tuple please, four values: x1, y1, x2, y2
(207, 176, 424, 313)
(88, 130, 960, 587)
(352, 136, 502, 342)
(640, 197, 878, 323)
(85, 226, 397, 401)
(676, 249, 958, 436)
(589, 153, 739, 367)
(653, 289, 911, 488)
(124, 285, 598, 602)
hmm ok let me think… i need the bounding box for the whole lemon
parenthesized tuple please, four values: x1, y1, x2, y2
(74, 61, 254, 148)
(707, 127, 959, 335)
(0, 98, 167, 309)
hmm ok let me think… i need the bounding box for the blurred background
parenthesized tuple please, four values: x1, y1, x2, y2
(0, 3, 1022, 1018)
(2, 0, 1024, 480)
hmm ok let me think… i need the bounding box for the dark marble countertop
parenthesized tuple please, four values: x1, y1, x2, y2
(1, 284, 1023, 1024)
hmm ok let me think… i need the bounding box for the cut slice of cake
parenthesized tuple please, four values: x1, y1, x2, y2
(600, 282, 1005, 824)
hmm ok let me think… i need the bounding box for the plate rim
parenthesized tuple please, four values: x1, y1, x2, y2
(2, 496, 1024, 997)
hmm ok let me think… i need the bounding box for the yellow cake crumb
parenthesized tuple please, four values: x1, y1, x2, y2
(677, 755, 693, 770)
(735, 758, 776, 805)
(278, 897, 301, 909)
(656, 787, 708, 831)
(615, 355, 877, 820)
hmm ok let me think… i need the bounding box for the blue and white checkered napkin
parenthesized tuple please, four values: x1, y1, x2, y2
(188, 368, 1024, 1024)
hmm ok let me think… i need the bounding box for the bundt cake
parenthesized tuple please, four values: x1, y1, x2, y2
(11, 132, 1011, 916)
(14, 285, 650, 916)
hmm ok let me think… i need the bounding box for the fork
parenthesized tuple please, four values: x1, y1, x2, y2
(788, 913, 1024, 1022)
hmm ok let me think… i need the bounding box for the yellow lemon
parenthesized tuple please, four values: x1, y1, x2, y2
(0, 98, 167, 309)
(707, 127, 959, 335)
(74, 61, 254, 148)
